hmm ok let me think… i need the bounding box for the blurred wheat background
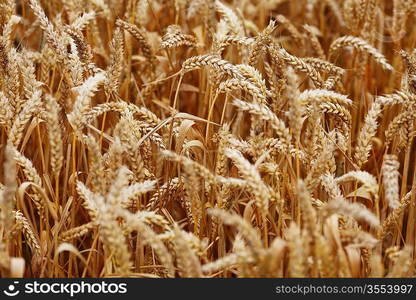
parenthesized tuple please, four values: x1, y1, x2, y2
(0, 0, 416, 278)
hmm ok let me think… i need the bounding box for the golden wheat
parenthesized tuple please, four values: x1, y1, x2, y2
(0, 0, 415, 279)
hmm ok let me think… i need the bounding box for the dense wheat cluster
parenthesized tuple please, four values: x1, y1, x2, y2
(1, 0, 416, 278)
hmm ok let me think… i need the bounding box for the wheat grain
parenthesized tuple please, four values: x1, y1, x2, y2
(182, 54, 244, 79)
(381, 154, 400, 210)
(329, 36, 393, 71)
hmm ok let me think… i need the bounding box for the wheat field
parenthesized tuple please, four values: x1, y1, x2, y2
(0, 0, 416, 278)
